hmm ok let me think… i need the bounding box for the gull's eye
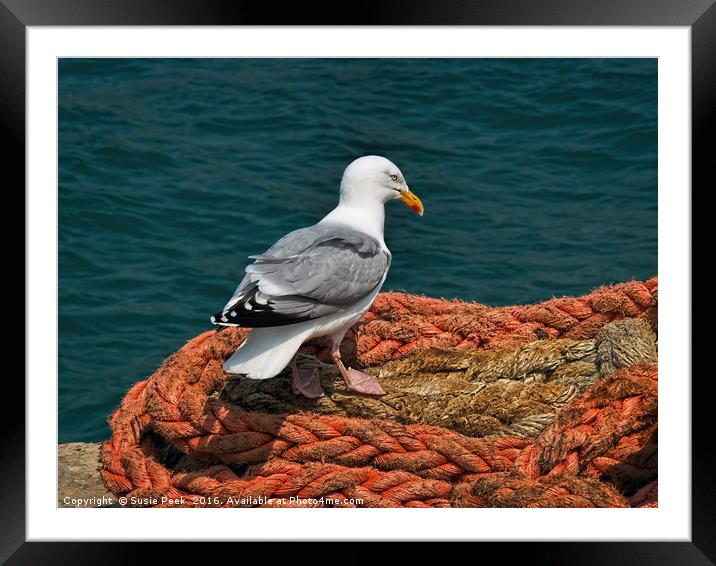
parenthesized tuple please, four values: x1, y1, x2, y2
(390, 174, 399, 182)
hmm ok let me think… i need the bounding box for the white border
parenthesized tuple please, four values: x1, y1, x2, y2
(28, 27, 691, 541)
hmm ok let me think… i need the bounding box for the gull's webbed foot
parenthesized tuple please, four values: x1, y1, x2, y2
(330, 350, 386, 396)
(342, 367, 386, 396)
(291, 362, 324, 399)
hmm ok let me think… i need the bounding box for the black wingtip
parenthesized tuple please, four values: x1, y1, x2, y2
(211, 285, 315, 329)
(210, 311, 230, 326)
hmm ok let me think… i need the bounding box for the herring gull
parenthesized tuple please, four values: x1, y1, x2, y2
(210, 155, 424, 398)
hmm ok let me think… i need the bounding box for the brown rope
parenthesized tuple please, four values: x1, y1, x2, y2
(221, 318, 656, 438)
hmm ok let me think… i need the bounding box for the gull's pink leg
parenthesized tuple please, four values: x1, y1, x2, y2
(331, 350, 386, 396)
(291, 356, 323, 398)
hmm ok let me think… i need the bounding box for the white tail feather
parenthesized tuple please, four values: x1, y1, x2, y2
(222, 326, 311, 379)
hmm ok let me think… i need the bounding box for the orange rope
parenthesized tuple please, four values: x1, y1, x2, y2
(99, 278, 657, 507)
(343, 277, 657, 366)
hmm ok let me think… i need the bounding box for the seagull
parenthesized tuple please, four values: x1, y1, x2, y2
(210, 156, 424, 398)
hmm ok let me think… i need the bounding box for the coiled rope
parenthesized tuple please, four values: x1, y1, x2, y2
(99, 278, 657, 507)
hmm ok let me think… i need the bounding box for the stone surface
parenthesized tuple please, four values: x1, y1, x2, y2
(58, 442, 117, 507)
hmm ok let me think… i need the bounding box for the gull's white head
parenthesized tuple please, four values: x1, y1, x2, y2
(339, 155, 424, 216)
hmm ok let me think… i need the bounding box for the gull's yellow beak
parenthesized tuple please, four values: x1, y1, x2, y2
(400, 188, 424, 216)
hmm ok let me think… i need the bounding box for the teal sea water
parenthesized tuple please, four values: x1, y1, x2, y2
(59, 58, 657, 442)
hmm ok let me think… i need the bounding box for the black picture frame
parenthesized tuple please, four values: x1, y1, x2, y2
(5, 1, 705, 562)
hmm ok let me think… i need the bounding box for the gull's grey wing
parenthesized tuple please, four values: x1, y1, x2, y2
(211, 223, 391, 328)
